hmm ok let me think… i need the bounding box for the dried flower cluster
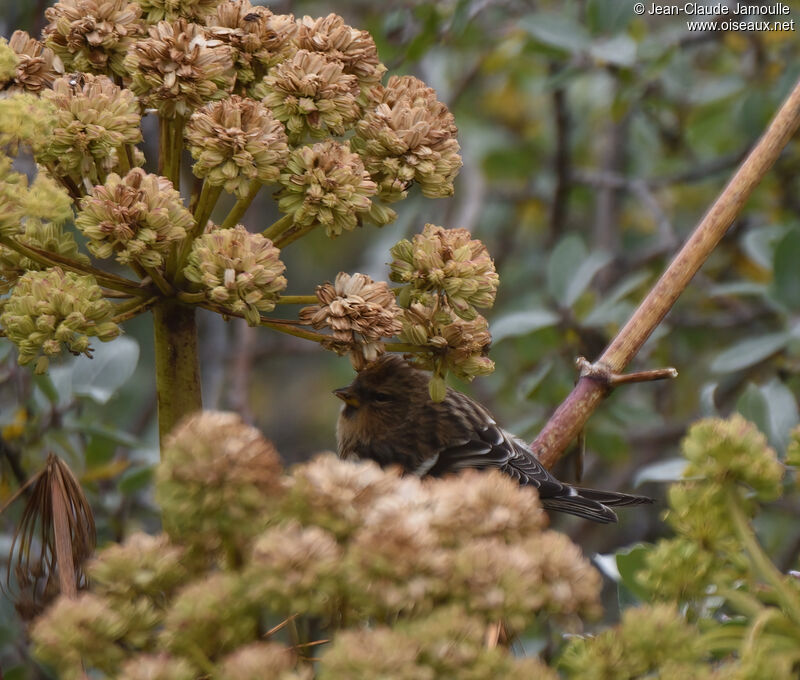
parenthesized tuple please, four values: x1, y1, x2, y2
(205, 1, 296, 88)
(43, 0, 143, 77)
(276, 140, 377, 238)
(38, 73, 142, 181)
(300, 272, 401, 368)
(136, 0, 220, 23)
(2, 31, 61, 93)
(185, 95, 289, 197)
(0, 267, 119, 373)
(155, 411, 283, 553)
(125, 19, 234, 117)
(75, 168, 191, 268)
(30, 412, 601, 678)
(183, 225, 287, 325)
(254, 49, 361, 141)
(294, 14, 385, 92)
(352, 75, 462, 213)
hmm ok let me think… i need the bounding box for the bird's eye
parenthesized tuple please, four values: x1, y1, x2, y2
(371, 391, 393, 403)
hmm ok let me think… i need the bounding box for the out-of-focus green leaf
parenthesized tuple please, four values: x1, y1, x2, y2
(71, 336, 140, 404)
(616, 544, 652, 602)
(760, 378, 799, 452)
(564, 250, 613, 307)
(520, 13, 590, 55)
(583, 270, 650, 327)
(770, 227, 800, 311)
(589, 35, 637, 67)
(707, 281, 769, 299)
(741, 224, 785, 271)
(518, 359, 554, 400)
(75, 421, 141, 448)
(710, 332, 790, 374)
(736, 383, 770, 440)
(586, 0, 632, 35)
(634, 458, 687, 487)
(491, 309, 560, 343)
(547, 235, 586, 306)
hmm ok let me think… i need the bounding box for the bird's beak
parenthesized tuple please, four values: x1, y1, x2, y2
(333, 387, 360, 408)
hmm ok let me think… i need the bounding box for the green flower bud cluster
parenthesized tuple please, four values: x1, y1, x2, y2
(276, 140, 377, 238)
(0, 267, 119, 374)
(0, 154, 27, 236)
(400, 300, 495, 392)
(0, 92, 57, 154)
(38, 74, 142, 181)
(75, 168, 192, 268)
(637, 416, 785, 602)
(0, 219, 89, 296)
(0, 37, 19, 83)
(682, 414, 784, 501)
(559, 604, 704, 679)
(185, 95, 289, 197)
(183, 225, 287, 326)
(391, 223, 499, 321)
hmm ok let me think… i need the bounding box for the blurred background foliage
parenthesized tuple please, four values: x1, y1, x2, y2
(1, 0, 800, 674)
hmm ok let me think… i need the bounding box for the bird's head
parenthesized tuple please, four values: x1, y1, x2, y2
(333, 354, 428, 425)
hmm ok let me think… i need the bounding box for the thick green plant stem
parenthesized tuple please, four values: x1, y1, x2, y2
(221, 180, 261, 229)
(152, 300, 203, 446)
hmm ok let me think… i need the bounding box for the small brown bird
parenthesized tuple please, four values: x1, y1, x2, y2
(334, 354, 653, 523)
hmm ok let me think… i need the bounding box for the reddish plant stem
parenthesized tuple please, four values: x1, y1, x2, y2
(532, 77, 800, 469)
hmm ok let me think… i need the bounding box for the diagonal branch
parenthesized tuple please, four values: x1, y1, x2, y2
(532, 76, 800, 469)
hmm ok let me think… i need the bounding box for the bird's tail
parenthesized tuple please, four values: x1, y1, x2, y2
(541, 487, 653, 524)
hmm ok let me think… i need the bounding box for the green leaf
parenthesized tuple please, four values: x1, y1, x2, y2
(741, 224, 785, 270)
(616, 544, 652, 603)
(707, 281, 768, 298)
(518, 359, 553, 400)
(710, 332, 790, 374)
(547, 235, 586, 306)
(760, 378, 799, 452)
(770, 227, 800, 311)
(71, 336, 140, 404)
(490, 309, 560, 344)
(586, 0, 632, 34)
(520, 13, 590, 55)
(736, 383, 770, 439)
(565, 250, 613, 307)
(583, 271, 650, 327)
(589, 35, 637, 68)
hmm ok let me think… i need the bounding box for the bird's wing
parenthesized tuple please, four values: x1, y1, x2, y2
(425, 391, 570, 498)
(424, 391, 642, 523)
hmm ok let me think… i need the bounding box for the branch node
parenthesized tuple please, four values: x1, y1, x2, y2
(575, 356, 678, 387)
